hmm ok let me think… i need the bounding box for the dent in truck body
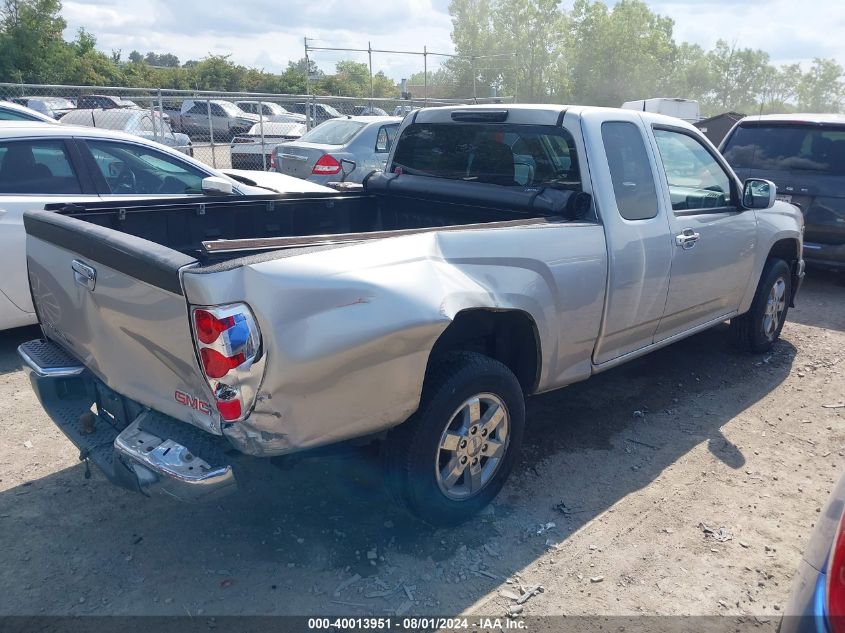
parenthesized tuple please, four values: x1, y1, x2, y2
(181, 222, 608, 456)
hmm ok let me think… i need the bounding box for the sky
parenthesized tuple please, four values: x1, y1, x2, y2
(61, 0, 845, 82)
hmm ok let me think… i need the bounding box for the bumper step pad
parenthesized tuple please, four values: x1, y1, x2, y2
(19, 338, 236, 502)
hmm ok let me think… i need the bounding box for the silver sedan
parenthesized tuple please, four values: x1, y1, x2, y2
(272, 116, 401, 185)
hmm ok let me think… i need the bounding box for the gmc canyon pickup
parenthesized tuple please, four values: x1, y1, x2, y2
(19, 105, 804, 525)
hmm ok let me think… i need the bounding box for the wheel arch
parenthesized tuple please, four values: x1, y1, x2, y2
(768, 237, 800, 265)
(425, 308, 542, 395)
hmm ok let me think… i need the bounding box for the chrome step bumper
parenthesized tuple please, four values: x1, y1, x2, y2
(114, 413, 235, 502)
(19, 338, 236, 503)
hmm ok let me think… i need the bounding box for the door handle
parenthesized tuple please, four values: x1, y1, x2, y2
(675, 229, 700, 250)
(72, 259, 96, 291)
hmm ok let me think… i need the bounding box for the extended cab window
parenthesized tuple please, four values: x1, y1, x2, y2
(653, 128, 734, 211)
(391, 122, 581, 190)
(601, 121, 658, 220)
(0, 140, 81, 194)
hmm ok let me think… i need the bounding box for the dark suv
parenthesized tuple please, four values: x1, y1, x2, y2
(721, 114, 845, 269)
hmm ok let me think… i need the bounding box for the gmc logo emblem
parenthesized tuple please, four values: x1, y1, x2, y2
(174, 390, 211, 415)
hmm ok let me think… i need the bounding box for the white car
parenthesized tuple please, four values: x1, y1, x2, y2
(0, 100, 59, 123)
(235, 101, 306, 124)
(0, 121, 333, 330)
(230, 121, 306, 170)
(60, 108, 193, 155)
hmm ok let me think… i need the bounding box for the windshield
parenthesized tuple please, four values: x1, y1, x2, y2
(723, 123, 845, 175)
(321, 104, 341, 117)
(40, 97, 75, 109)
(300, 119, 366, 145)
(217, 101, 245, 117)
(264, 102, 285, 114)
(391, 122, 581, 189)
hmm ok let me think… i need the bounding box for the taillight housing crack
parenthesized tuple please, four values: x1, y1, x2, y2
(190, 303, 264, 423)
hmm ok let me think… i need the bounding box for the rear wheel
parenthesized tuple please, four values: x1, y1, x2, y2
(383, 352, 525, 526)
(730, 258, 791, 353)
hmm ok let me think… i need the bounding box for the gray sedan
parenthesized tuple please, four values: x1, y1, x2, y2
(272, 116, 400, 185)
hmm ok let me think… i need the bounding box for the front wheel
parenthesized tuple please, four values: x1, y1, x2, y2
(383, 352, 525, 526)
(730, 258, 791, 353)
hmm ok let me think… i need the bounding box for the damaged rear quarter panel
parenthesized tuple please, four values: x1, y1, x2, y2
(181, 222, 607, 456)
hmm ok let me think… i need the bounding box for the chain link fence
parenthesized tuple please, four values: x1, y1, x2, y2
(1, 83, 511, 172)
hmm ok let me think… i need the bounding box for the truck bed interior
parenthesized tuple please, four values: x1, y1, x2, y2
(45, 173, 591, 266)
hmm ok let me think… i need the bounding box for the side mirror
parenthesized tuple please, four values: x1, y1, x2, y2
(742, 178, 777, 210)
(201, 176, 234, 196)
(340, 158, 357, 183)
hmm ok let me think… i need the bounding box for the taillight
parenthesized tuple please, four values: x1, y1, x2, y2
(190, 304, 262, 422)
(269, 152, 276, 170)
(312, 154, 341, 174)
(828, 508, 845, 631)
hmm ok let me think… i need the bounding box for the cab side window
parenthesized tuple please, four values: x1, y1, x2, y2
(601, 121, 659, 220)
(188, 102, 208, 115)
(653, 128, 734, 211)
(0, 140, 81, 194)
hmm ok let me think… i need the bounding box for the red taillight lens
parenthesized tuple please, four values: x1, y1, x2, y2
(269, 153, 276, 170)
(215, 397, 242, 421)
(312, 154, 341, 174)
(200, 348, 246, 379)
(194, 309, 236, 344)
(828, 510, 845, 629)
(190, 304, 262, 423)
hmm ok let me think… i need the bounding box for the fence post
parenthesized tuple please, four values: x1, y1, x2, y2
(149, 94, 158, 143)
(206, 97, 216, 169)
(259, 102, 266, 171)
(423, 45, 428, 106)
(157, 89, 164, 145)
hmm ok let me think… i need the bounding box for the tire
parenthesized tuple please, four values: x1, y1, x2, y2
(730, 258, 791, 353)
(383, 351, 525, 527)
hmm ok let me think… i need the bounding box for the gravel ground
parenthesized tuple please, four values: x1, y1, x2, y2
(0, 270, 842, 619)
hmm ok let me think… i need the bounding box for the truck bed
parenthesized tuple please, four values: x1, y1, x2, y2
(41, 173, 590, 268)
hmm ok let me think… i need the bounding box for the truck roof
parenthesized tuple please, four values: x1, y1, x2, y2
(411, 103, 701, 132)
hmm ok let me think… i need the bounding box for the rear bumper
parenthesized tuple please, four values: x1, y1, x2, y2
(19, 338, 237, 503)
(804, 241, 845, 270)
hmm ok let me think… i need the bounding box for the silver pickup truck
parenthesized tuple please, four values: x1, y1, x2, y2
(19, 105, 804, 526)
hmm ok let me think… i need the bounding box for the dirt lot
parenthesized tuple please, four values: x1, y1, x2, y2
(0, 271, 843, 620)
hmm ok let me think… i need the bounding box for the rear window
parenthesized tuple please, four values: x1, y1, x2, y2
(300, 119, 366, 145)
(723, 123, 845, 175)
(390, 122, 581, 190)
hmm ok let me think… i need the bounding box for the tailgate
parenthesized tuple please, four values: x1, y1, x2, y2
(23, 210, 221, 434)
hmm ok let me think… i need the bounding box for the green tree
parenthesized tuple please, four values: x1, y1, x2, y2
(760, 63, 801, 114)
(797, 58, 844, 112)
(567, 0, 676, 106)
(705, 40, 770, 112)
(0, 0, 68, 82)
